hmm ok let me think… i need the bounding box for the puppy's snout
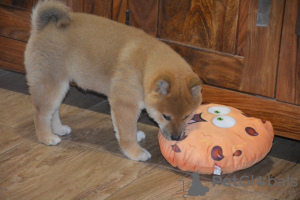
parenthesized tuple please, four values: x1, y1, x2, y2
(171, 135, 181, 141)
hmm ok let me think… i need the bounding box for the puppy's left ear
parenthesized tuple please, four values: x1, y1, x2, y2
(189, 78, 202, 97)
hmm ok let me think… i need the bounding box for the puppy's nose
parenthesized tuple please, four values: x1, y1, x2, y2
(171, 135, 181, 141)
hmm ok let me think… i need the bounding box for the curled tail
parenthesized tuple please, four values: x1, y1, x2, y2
(31, 0, 71, 31)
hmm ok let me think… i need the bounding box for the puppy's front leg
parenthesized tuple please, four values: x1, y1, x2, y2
(110, 99, 151, 161)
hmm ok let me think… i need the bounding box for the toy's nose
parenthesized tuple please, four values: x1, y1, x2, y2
(171, 135, 180, 141)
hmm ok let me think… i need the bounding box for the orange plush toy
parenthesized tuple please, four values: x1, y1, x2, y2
(158, 104, 274, 174)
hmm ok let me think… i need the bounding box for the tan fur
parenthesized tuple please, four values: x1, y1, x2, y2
(24, 0, 202, 161)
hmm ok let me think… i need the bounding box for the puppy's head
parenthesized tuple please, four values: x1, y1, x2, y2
(145, 74, 202, 141)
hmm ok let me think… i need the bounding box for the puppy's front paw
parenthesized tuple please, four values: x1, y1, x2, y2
(139, 148, 151, 161)
(137, 131, 146, 142)
(53, 125, 72, 136)
(122, 144, 151, 161)
(39, 134, 61, 145)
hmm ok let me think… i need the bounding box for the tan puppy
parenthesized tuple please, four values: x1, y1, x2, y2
(25, 0, 202, 161)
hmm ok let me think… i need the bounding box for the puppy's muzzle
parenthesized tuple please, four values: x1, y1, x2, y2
(171, 135, 181, 141)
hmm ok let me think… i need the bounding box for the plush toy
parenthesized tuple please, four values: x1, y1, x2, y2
(158, 104, 274, 174)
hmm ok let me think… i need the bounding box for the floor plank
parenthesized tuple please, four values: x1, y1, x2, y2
(0, 124, 34, 154)
(89, 100, 158, 127)
(0, 88, 85, 129)
(62, 108, 165, 165)
(223, 157, 300, 199)
(0, 140, 155, 200)
(108, 166, 276, 200)
(157, 155, 300, 199)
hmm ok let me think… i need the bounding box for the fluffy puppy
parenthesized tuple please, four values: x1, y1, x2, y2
(25, 0, 203, 161)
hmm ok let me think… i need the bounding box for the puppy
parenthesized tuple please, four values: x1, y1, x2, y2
(24, 0, 203, 161)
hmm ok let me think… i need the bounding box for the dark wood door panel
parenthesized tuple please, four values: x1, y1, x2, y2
(0, 4, 31, 42)
(113, 0, 159, 37)
(0, 37, 26, 73)
(64, 0, 111, 18)
(66, 0, 112, 18)
(158, 0, 239, 54)
(112, 0, 127, 23)
(276, 0, 300, 105)
(165, 40, 244, 91)
(239, 0, 284, 98)
(127, 0, 158, 37)
(0, 0, 37, 10)
(158, 0, 284, 98)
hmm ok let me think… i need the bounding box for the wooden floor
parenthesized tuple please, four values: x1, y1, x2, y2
(0, 70, 299, 200)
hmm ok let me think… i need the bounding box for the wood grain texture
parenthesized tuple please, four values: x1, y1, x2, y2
(127, 0, 159, 37)
(0, 0, 37, 10)
(0, 4, 31, 42)
(236, 0, 249, 56)
(0, 140, 155, 200)
(276, 0, 300, 105)
(202, 84, 300, 141)
(0, 88, 84, 130)
(66, 0, 112, 18)
(113, 0, 159, 36)
(297, 39, 300, 105)
(0, 37, 26, 73)
(224, 157, 300, 200)
(240, 0, 284, 97)
(159, 0, 284, 98)
(0, 123, 34, 154)
(158, 0, 239, 54)
(163, 40, 244, 91)
(108, 165, 279, 199)
(112, 0, 127, 23)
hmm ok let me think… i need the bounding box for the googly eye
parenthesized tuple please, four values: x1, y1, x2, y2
(208, 106, 231, 115)
(212, 116, 236, 128)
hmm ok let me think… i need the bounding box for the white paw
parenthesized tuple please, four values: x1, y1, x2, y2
(43, 135, 61, 146)
(138, 148, 151, 161)
(53, 125, 72, 136)
(137, 131, 146, 142)
(115, 133, 120, 141)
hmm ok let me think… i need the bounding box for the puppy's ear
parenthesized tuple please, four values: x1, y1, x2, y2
(190, 78, 202, 97)
(155, 76, 171, 95)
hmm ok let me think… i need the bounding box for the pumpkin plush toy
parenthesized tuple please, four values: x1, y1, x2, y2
(158, 104, 274, 174)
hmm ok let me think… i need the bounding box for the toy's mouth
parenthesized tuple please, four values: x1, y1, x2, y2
(188, 113, 207, 124)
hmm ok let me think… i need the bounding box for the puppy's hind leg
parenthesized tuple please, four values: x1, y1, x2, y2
(29, 77, 70, 145)
(51, 107, 72, 136)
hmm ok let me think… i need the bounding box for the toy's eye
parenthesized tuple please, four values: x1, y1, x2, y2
(212, 116, 236, 128)
(208, 106, 231, 115)
(163, 114, 171, 121)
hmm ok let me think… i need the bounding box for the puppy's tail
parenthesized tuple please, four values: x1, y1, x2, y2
(31, 0, 71, 31)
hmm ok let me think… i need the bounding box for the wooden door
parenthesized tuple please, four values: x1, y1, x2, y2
(65, 0, 112, 18)
(0, 0, 113, 72)
(157, 0, 284, 98)
(276, 0, 300, 106)
(0, 0, 34, 72)
(113, 0, 159, 37)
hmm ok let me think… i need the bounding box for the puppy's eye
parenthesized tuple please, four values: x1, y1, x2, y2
(183, 115, 189, 120)
(162, 114, 171, 121)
